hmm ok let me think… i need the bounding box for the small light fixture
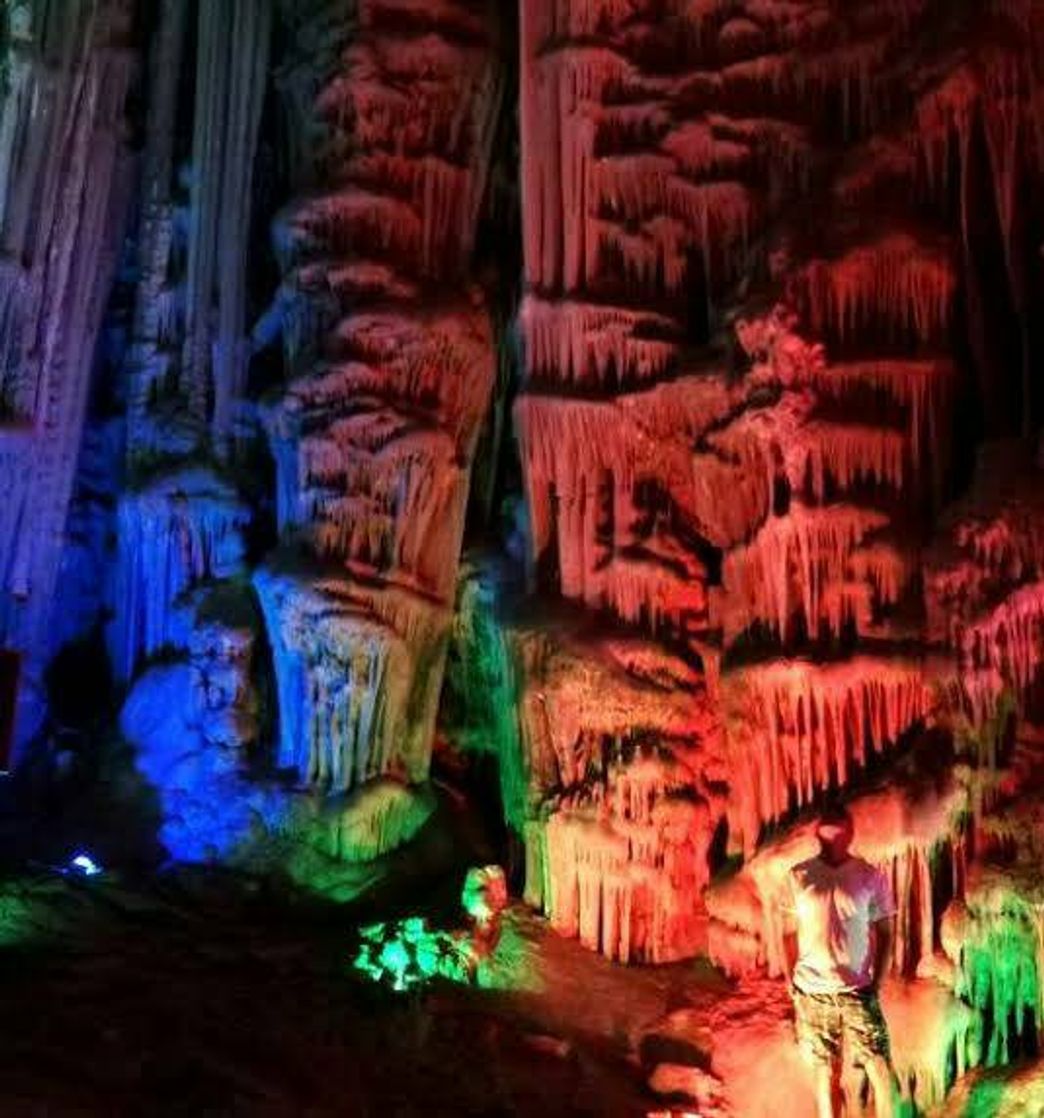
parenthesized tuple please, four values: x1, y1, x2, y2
(67, 852, 102, 877)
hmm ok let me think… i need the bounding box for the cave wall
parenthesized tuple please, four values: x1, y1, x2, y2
(449, 0, 1044, 1099)
(1, 2, 1043, 1102)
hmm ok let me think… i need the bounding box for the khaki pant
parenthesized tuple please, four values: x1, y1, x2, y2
(792, 987, 891, 1067)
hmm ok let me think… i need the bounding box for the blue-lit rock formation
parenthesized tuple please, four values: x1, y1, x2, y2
(110, 468, 250, 683)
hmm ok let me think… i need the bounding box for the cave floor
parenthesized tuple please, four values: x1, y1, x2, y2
(0, 852, 800, 1117)
(0, 767, 1040, 1118)
(0, 865, 1042, 1117)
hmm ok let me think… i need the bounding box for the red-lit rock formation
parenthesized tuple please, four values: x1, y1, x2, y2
(509, 0, 1044, 1011)
(514, 622, 725, 963)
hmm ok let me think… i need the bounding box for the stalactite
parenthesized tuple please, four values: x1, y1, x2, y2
(531, 795, 710, 964)
(789, 422, 908, 500)
(511, 624, 723, 963)
(587, 167, 755, 294)
(717, 503, 893, 644)
(520, 296, 678, 386)
(885, 981, 977, 1113)
(943, 869, 1044, 1067)
(124, 0, 188, 453)
(790, 235, 956, 345)
(182, 0, 230, 426)
(211, 0, 273, 451)
(834, 136, 919, 206)
(960, 581, 1044, 696)
(752, 350, 954, 501)
(660, 120, 750, 178)
(110, 470, 250, 682)
(955, 514, 1044, 584)
(693, 424, 780, 550)
(915, 67, 979, 215)
(515, 384, 727, 583)
(179, 0, 273, 443)
(577, 551, 710, 634)
(724, 657, 934, 849)
(268, 304, 494, 601)
(254, 565, 450, 793)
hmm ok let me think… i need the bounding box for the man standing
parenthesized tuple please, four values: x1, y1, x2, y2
(782, 803, 898, 1118)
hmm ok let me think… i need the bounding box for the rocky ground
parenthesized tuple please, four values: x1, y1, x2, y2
(0, 853, 1040, 1117)
(0, 774, 1039, 1117)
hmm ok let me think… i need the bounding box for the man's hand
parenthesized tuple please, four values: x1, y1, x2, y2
(871, 918, 893, 990)
(834, 964, 865, 989)
(782, 929, 799, 986)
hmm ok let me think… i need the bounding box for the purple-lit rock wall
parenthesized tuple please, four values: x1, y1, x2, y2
(0, 1, 137, 751)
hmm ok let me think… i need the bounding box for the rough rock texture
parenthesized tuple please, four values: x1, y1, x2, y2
(121, 620, 435, 875)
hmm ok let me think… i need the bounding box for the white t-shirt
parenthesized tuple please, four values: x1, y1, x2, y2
(783, 855, 896, 994)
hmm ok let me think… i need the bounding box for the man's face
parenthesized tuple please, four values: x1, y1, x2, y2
(816, 816, 853, 854)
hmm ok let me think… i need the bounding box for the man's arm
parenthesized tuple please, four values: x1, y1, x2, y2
(871, 917, 892, 989)
(780, 871, 799, 984)
(783, 927, 799, 985)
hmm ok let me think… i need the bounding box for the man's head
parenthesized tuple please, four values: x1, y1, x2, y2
(815, 802, 854, 863)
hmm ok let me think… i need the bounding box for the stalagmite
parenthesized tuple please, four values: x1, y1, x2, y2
(249, 0, 501, 834)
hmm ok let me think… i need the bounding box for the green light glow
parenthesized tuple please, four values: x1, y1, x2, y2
(0, 891, 34, 947)
(443, 575, 528, 834)
(352, 916, 473, 990)
(956, 901, 1041, 1067)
